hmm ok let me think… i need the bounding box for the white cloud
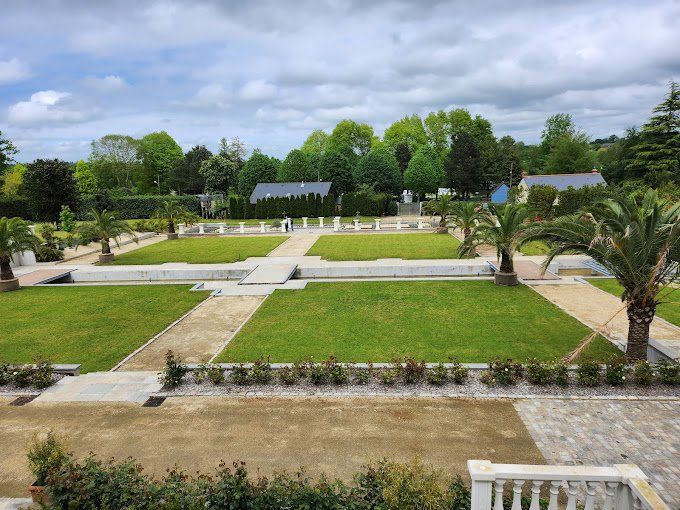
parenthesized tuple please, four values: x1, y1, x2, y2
(83, 74, 128, 91)
(189, 83, 232, 109)
(239, 79, 277, 101)
(7, 90, 97, 125)
(0, 57, 30, 84)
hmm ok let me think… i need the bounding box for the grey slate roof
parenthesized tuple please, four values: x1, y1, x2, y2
(520, 172, 606, 191)
(250, 181, 332, 204)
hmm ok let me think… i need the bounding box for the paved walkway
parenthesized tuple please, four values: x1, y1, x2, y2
(61, 233, 162, 264)
(119, 295, 266, 370)
(0, 498, 31, 510)
(34, 372, 160, 403)
(267, 232, 319, 257)
(16, 268, 72, 286)
(514, 399, 680, 508)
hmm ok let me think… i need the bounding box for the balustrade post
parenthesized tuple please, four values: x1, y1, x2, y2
(333, 217, 341, 231)
(417, 217, 424, 229)
(375, 218, 381, 230)
(468, 460, 494, 510)
(239, 222, 245, 234)
(318, 217, 324, 228)
(260, 222, 266, 233)
(354, 219, 360, 230)
(302, 217, 308, 228)
(178, 223, 186, 234)
(280, 220, 286, 233)
(396, 217, 402, 230)
(198, 223, 205, 234)
(218, 223, 225, 234)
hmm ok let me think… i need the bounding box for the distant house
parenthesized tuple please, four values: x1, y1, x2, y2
(516, 170, 606, 202)
(490, 183, 509, 204)
(249, 181, 333, 204)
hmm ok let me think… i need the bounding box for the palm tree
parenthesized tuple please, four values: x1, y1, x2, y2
(525, 190, 680, 360)
(461, 203, 529, 286)
(448, 201, 482, 239)
(0, 217, 39, 292)
(77, 209, 137, 264)
(422, 195, 455, 232)
(153, 200, 189, 240)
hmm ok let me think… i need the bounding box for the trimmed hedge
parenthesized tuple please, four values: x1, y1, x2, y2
(250, 193, 335, 219)
(0, 198, 31, 219)
(77, 195, 201, 220)
(340, 192, 397, 217)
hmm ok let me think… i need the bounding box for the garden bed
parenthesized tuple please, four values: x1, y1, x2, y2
(306, 233, 461, 260)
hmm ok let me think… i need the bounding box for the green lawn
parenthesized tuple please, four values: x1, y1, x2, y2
(110, 236, 288, 265)
(587, 278, 680, 327)
(520, 241, 551, 256)
(217, 281, 618, 363)
(0, 285, 208, 372)
(306, 233, 461, 261)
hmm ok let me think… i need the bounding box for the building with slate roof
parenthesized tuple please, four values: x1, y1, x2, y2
(516, 170, 606, 202)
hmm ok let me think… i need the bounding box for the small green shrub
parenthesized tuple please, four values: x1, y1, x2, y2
(31, 358, 55, 390)
(278, 366, 298, 385)
(604, 359, 628, 386)
(27, 431, 69, 485)
(379, 369, 398, 385)
(207, 366, 225, 385)
(426, 363, 449, 386)
(353, 368, 370, 385)
(0, 362, 10, 385)
(249, 358, 272, 384)
(576, 361, 601, 387)
(400, 357, 426, 384)
(308, 364, 328, 385)
(480, 371, 495, 386)
(192, 364, 209, 384)
(632, 361, 654, 385)
(525, 359, 551, 385)
(325, 357, 349, 385)
(488, 359, 517, 385)
(59, 205, 76, 233)
(230, 364, 249, 385)
(13, 366, 34, 388)
(449, 359, 469, 384)
(656, 360, 680, 385)
(551, 361, 569, 387)
(159, 351, 187, 389)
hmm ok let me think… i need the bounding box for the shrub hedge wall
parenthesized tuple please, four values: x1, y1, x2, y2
(0, 198, 31, 219)
(76, 195, 201, 220)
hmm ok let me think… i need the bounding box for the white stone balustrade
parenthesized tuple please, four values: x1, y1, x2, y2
(218, 223, 225, 234)
(239, 222, 245, 233)
(375, 218, 381, 230)
(417, 218, 424, 229)
(302, 217, 308, 228)
(468, 460, 670, 510)
(333, 217, 341, 231)
(396, 217, 402, 230)
(178, 223, 186, 234)
(259, 221, 266, 233)
(198, 223, 205, 234)
(354, 219, 360, 230)
(280, 220, 286, 233)
(318, 217, 324, 228)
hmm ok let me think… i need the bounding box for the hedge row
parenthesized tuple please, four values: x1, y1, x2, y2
(340, 192, 398, 217)
(253, 193, 336, 219)
(0, 198, 31, 219)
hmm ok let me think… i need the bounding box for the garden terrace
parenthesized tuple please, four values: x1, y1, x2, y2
(0, 285, 208, 372)
(109, 236, 288, 265)
(306, 233, 462, 261)
(216, 280, 619, 362)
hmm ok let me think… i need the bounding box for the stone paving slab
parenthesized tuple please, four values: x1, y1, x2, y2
(16, 268, 73, 286)
(514, 399, 680, 508)
(34, 372, 160, 403)
(267, 232, 320, 257)
(0, 498, 32, 510)
(239, 263, 297, 285)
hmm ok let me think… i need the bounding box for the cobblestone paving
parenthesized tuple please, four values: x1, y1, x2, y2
(514, 399, 680, 508)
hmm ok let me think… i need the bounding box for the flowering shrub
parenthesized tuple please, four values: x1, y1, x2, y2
(278, 366, 298, 385)
(525, 359, 552, 385)
(159, 351, 187, 389)
(426, 363, 449, 386)
(230, 364, 249, 385)
(0, 359, 55, 389)
(248, 358, 272, 384)
(379, 369, 398, 385)
(604, 360, 628, 386)
(576, 361, 601, 387)
(632, 361, 654, 385)
(488, 359, 517, 385)
(656, 360, 680, 385)
(449, 359, 469, 384)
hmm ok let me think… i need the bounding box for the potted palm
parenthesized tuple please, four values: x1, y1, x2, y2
(77, 209, 137, 264)
(448, 201, 482, 240)
(461, 203, 529, 286)
(153, 200, 189, 240)
(525, 190, 680, 360)
(0, 216, 39, 292)
(27, 431, 69, 505)
(422, 194, 455, 233)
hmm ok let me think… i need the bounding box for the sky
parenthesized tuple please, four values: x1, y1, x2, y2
(0, 0, 678, 162)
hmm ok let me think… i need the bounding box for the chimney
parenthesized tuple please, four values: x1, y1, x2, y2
(591, 169, 599, 174)
(301, 181, 305, 187)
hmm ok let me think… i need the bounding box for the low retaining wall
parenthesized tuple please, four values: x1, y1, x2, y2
(70, 267, 249, 282)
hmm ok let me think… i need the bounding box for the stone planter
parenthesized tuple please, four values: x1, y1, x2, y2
(494, 271, 518, 286)
(29, 482, 49, 505)
(98, 252, 115, 264)
(0, 277, 20, 292)
(435, 226, 448, 234)
(167, 232, 179, 240)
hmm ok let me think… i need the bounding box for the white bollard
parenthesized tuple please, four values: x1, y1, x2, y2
(218, 223, 225, 234)
(333, 217, 341, 231)
(302, 217, 308, 228)
(198, 223, 205, 234)
(178, 223, 186, 234)
(354, 219, 360, 231)
(417, 218, 423, 229)
(318, 217, 324, 228)
(375, 218, 381, 230)
(239, 222, 245, 234)
(280, 221, 287, 233)
(260, 221, 266, 233)
(396, 217, 402, 230)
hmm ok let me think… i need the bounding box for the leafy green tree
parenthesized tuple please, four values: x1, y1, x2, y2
(138, 131, 184, 194)
(0, 131, 18, 175)
(218, 137, 248, 185)
(353, 148, 402, 194)
(327, 120, 375, 156)
(422, 194, 455, 228)
(469, 116, 500, 195)
(544, 133, 596, 174)
(628, 81, 680, 182)
(300, 129, 329, 155)
(278, 149, 316, 182)
(169, 145, 212, 194)
(598, 128, 641, 184)
(525, 190, 680, 360)
(238, 150, 278, 197)
(1, 163, 26, 197)
(77, 209, 136, 263)
(540, 113, 576, 154)
(319, 148, 355, 195)
(89, 134, 141, 190)
(0, 217, 39, 286)
(462, 203, 529, 285)
(23, 159, 79, 222)
(526, 184, 558, 219)
(153, 200, 190, 238)
(73, 160, 98, 194)
(445, 132, 480, 198)
(199, 155, 233, 195)
(394, 142, 412, 174)
(404, 146, 443, 200)
(497, 136, 522, 186)
(382, 114, 428, 152)
(424, 110, 450, 155)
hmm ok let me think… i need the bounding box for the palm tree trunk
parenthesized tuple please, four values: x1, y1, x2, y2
(499, 250, 514, 273)
(101, 239, 111, 254)
(626, 302, 655, 361)
(168, 220, 175, 234)
(0, 255, 14, 281)
(463, 227, 470, 239)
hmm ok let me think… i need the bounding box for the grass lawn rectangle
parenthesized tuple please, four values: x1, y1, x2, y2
(217, 280, 618, 363)
(0, 285, 208, 372)
(587, 278, 680, 327)
(111, 236, 288, 265)
(306, 233, 461, 261)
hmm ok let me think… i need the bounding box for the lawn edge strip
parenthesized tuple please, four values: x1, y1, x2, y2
(209, 295, 269, 363)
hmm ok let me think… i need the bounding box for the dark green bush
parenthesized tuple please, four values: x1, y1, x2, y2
(576, 361, 601, 387)
(426, 363, 449, 386)
(488, 359, 518, 385)
(525, 359, 552, 385)
(551, 361, 569, 387)
(278, 366, 298, 385)
(76, 194, 200, 220)
(230, 364, 249, 385)
(159, 351, 187, 389)
(249, 358, 272, 384)
(378, 368, 398, 385)
(632, 361, 654, 385)
(324, 357, 349, 385)
(0, 198, 30, 218)
(400, 357, 426, 384)
(308, 364, 328, 385)
(656, 360, 680, 385)
(604, 359, 628, 386)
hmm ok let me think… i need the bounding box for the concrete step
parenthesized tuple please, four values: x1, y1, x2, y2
(238, 264, 297, 285)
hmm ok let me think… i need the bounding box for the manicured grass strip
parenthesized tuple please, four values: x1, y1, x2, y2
(111, 236, 288, 265)
(587, 278, 680, 328)
(217, 280, 619, 362)
(306, 233, 461, 261)
(520, 240, 551, 256)
(0, 285, 208, 372)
